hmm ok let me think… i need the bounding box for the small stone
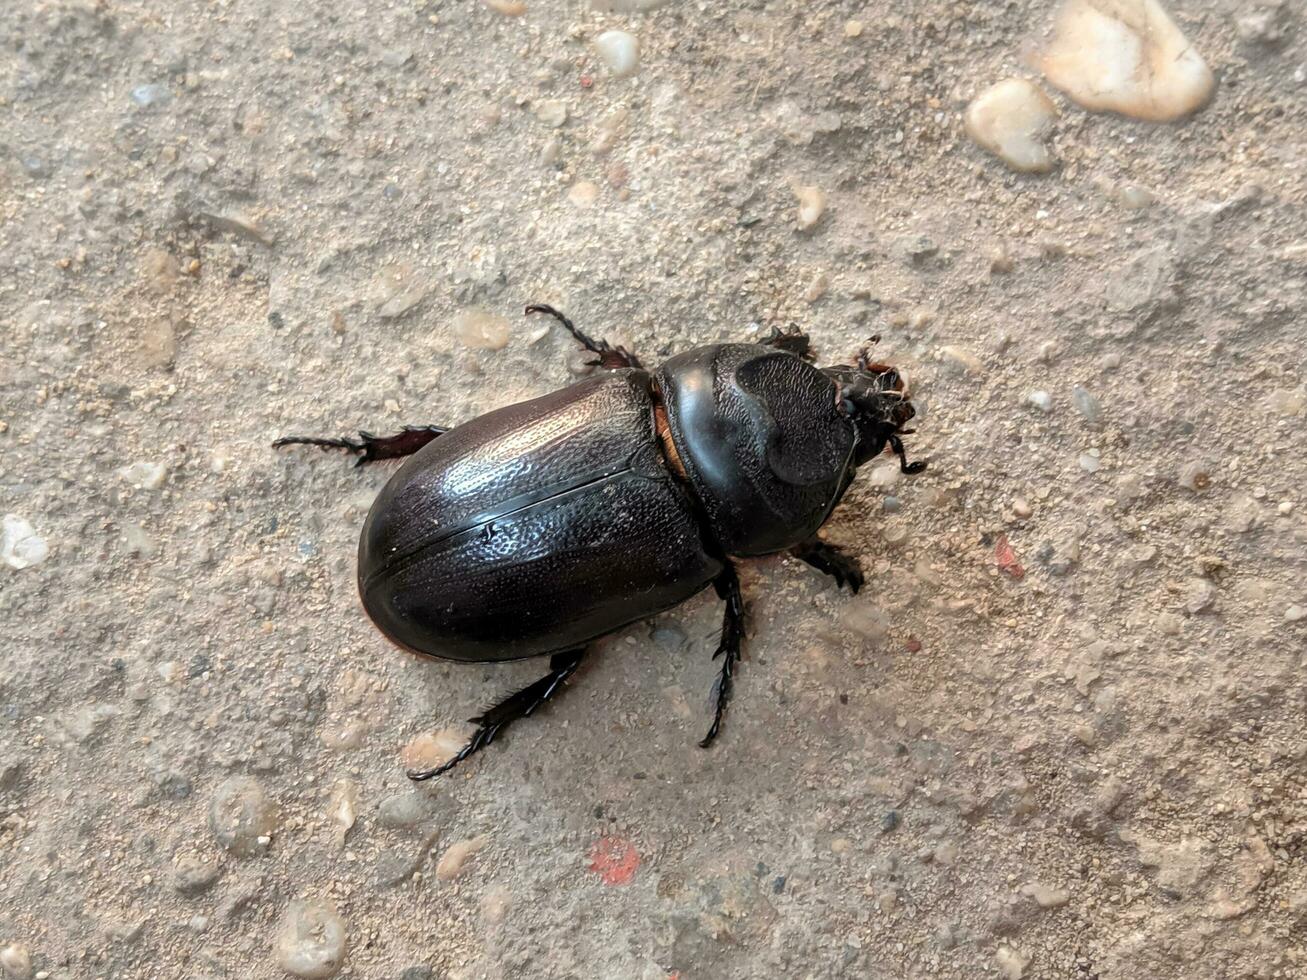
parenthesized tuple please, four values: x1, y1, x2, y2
(118, 461, 169, 490)
(1020, 882, 1070, 908)
(130, 83, 171, 108)
(539, 137, 561, 168)
(881, 810, 901, 833)
(1184, 579, 1216, 615)
(1235, 6, 1284, 45)
(844, 20, 864, 37)
(882, 496, 902, 514)
(1157, 612, 1183, 636)
(0, 945, 32, 980)
(1264, 388, 1306, 417)
(209, 777, 278, 858)
(2, 515, 49, 570)
(1013, 498, 1032, 519)
(1177, 461, 1211, 491)
(377, 791, 432, 829)
(1078, 452, 1101, 473)
(794, 185, 826, 231)
(594, 31, 639, 77)
(437, 836, 489, 881)
(964, 79, 1057, 173)
(453, 310, 510, 351)
(882, 524, 910, 547)
(399, 968, 435, 980)
(402, 729, 466, 772)
(1030, 0, 1215, 121)
(567, 181, 600, 208)
(1027, 391, 1053, 413)
(939, 346, 983, 374)
(275, 900, 346, 979)
(840, 600, 889, 644)
(995, 945, 1030, 979)
(1283, 604, 1305, 623)
(1116, 184, 1155, 209)
(328, 779, 358, 846)
(535, 100, 567, 128)
(1071, 386, 1101, 422)
(172, 854, 224, 895)
(483, 0, 527, 14)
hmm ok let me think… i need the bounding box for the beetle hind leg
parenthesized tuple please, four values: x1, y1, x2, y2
(273, 425, 447, 467)
(699, 566, 745, 749)
(525, 303, 643, 370)
(407, 649, 586, 780)
(789, 539, 863, 594)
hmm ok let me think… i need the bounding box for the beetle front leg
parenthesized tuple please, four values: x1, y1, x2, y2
(699, 565, 745, 749)
(407, 648, 586, 780)
(525, 303, 643, 370)
(273, 425, 448, 467)
(759, 323, 815, 362)
(789, 539, 863, 594)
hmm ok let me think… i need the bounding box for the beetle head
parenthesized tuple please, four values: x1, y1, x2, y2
(822, 362, 926, 473)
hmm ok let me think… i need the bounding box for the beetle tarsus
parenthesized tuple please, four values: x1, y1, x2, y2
(887, 434, 927, 475)
(789, 539, 863, 594)
(525, 303, 643, 370)
(406, 648, 586, 780)
(761, 323, 815, 362)
(699, 566, 745, 749)
(273, 426, 447, 467)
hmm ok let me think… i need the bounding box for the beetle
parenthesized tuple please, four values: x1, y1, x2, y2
(275, 305, 926, 779)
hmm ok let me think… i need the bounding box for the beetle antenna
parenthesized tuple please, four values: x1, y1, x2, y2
(525, 303, 607, 356)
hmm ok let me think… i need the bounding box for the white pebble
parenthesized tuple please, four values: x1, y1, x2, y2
(453, 310, 510, 351)
(793, 184, 826, 231)
(275, 900, 347, 979)
(1013, 497, 1033, 519)
(1, 945, 33, 980)
(594, 31, 639, 77)
(2, 515, 49, 570)
(118, 461, 169, 490)
(567, 181, 600, 209)
(1027, 391, 1053, 412)
(1286, 605, 1306, 623)
(996, 945, 1031, 979)
(535, 100, 567, 128)
(1177, 461, 1211, 491)
(1078, 451, 1101, 473)
(964, 79, 1057, 173)
(1031, 0, 1215, 121)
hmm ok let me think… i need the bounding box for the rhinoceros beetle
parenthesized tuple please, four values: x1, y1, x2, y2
(275, 306, 926, 778)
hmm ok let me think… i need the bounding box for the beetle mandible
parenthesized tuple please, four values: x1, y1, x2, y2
(275, 305, 926, 778)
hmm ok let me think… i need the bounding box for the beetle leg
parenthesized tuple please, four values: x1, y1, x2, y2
(887, 433, 928, 475)
(406, 649, 586, 780)
(699, 566, 745, 749)
(760, 323, 815, 362)
(788, 539, 864, 595)
(525, 303, 643, 370)
(272, 426, 448, 467)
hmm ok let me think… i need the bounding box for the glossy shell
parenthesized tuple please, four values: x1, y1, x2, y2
(358, 371, 722, 662)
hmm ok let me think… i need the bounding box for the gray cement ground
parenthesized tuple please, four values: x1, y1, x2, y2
(2, 0, 1306, 977)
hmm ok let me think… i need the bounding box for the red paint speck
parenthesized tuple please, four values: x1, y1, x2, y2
(580, 74, 594, 89)
(905, 636, 923, 653)
(995, 534, 1025, 580)
(588, 836, 640, 885)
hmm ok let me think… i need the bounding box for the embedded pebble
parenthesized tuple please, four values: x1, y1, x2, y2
(1177, 461, 1211, 491)
(964, 79, 1057, 173)
(535, 100, 567, 128)
(453, 310, 510, 351)
(793, 185, 826, 231)
(328, 778, 358, 846)
(171, 854, 224, 895)
(0, 945, 32, 980)
(1078, 451, 1101, 473)
(1283, 605, 1305, 623)
(1013, 498, 1032, 519)
(1020, 882, 1070, 908)
(209, 777, 279, 858)
(130, 83, 171, 108)
(1185, 579, 1216, 615)
(882, 496, 902, 514)
(882, 524, 910, 547)
(483, 0, 526, 14)
(995, 945, 1030, 979)
(2, 515, 49, 570)
(568, 181, 600, 209)
(1031, 0, 1215, 121)
(1264, 388, 1306, 417)
(402, 729, 465, 772)
(594, 31, 639, 77)
(939, 346, 983, 374)
(1071, 385, 1101, 422)
(275, 900, 347, 979)
(118, 461, 169, 490)
(437, 835, 489, 880)
(1027, 391, 1053, 413)
(378, 791, 433, 829)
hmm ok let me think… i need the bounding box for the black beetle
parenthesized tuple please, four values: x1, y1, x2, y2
(275, 306, 925, 778)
